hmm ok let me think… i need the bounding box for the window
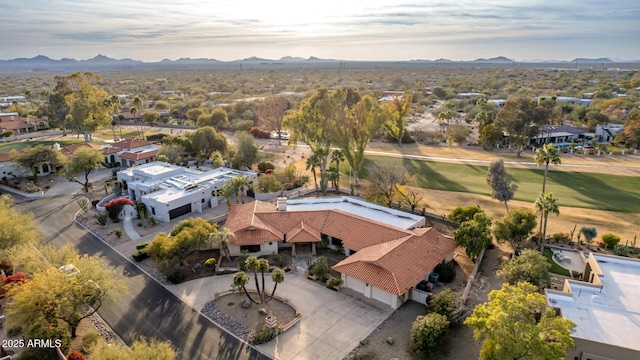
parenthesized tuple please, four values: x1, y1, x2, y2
(240, 245, 261, 253)
(151, 206, 156, 216)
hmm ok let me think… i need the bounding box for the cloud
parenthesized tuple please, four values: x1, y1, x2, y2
(0, 0, 638, 61)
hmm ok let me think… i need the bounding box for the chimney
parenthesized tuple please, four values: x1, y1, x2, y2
(276, 197, 287, 211)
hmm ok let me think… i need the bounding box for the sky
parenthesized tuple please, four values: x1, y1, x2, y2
(1, 0, 639, 62)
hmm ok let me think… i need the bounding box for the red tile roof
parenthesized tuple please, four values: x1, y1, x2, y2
(0, 114, 42, 131)
(333, 228, 456, 295)
(101, 147, 120, 155)
(224, 200, 456, 297)
(111, 138, 153, 149)
(60, 143, 100, 156)
(118, 149, 159, 161)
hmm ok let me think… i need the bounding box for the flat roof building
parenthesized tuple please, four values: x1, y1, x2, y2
(546, 253, 640, 360)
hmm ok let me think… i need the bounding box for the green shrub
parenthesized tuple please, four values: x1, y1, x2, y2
(257, 174, 282, 192)
(149, 216, 157, 225)
(427, 288, 458, 320)
(81, 332, 101, 353)
(258, 162, 276, 173)
(136, 242, 150, 250)
(410, 313, 449, 358)
(614, 244, 631, 257)
(205, 258, 217, 270)
(96, 212, 109, 226)
(601, 234, 620, 249)
(114, 229, 122, 238)
(328, 278, 343, 288)
(571, 270, 583, 279)
(250, 326, 278, 344)
(434, 259, 456, 283)
(236, 250, 249, 271)
(270, 253, 288, 268)
(310, 256, 329, 281)
(132, 249, 149, 262)
(167, 268, 188, 284)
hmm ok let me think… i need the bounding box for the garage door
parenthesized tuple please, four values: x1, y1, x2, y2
(345, 276, 365, 294)
(372, 286, 393, 306)
(169, 203, 192, 220)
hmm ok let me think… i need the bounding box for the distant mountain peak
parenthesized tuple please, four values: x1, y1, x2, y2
(570, 57, 613, 63)
(473, 56, 513, 63)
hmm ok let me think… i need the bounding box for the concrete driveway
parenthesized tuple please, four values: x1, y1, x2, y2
(169, 272, 394, 360)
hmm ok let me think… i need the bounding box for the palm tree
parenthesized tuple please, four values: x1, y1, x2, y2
(534, 143, 561, 235)
(131, 96, 142, 120)
(219, 181, 236, 210)
(330, 150, 345, 192)
(535, 192, 560, 249)
(306, 153, 320, 192)
(266, 269, 285, 303)
(230, 175, 250, 204)
(233, 272, 259, 304)
(245, 256, 270, 304)
(209, 227, 234, 262)
(110, 94, 122, 139)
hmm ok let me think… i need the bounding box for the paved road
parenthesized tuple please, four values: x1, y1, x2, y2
(18, 194, 269, 360)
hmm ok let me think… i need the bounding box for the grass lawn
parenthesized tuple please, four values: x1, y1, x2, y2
(543, 247, 572, 276)
(362, 155, 640, 212)
(0, 139, 86, 152)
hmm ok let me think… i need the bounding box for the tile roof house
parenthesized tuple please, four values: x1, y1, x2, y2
(225, 197, 456, 308)
(0, 112, 49, 134)
(101, 138, 160, 167)
(59, 143, 101, 156)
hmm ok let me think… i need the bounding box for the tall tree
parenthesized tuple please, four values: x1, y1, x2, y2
(364, 163, 408, 208)
(66, 147, 104, 193)
(11, 145, 67, 180)
(534, 143, 560, 235)
(45, 75, 73, 133)
(436, 101, 455, 140)
(535, 193, 560, 246)
(284, 89, 335, 193)
(232, 131, 259, 168)
(497, 249, 551, 291)
(486, 159, 518, 212)
(64, 72, 111, 142)
(236, 256, 285, 304)
(465, 282, 575, 360)
(495, 96, 550, 156)
(108, 94, 123, 139)
(453, 212, 492, 261)
(493, 207, 537, 250)
(382, 93, 412, 144)
(0, 195, 40, 252)
(330, 92, 383, 186)
(6, 250, 127, 338)
(258, 96, 290, 144)
(329, 149, 345, 192)
(188, 126, 227, 161)
(131, 96, 142, 121)
(305, 152, 320, 192)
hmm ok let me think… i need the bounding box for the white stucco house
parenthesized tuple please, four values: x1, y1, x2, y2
(102, 138, 161, 167)
(116, 161, 257, 222)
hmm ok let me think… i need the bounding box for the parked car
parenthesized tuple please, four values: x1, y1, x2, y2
(270, 130, 290, 140)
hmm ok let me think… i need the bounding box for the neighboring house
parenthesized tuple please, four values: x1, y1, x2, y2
(378, 90, 405, 102)
(529, 125, 587, 146)
(0, 112, 49, 134)
(225, 197, 456, 309)
(116, 161, 257, 222)
(101, 138, 161, 167)
(595, 124, 624, 143)
(546, 253, 640, 360)
(0, 152, 29, 179)
(59, 142, 101, 157)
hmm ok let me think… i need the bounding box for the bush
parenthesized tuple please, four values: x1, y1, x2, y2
(601, 234, 621, 249)
(427, 288, 457, 320)
(552, 232, 570, 242)
(95, 212, 109, 226)
(614, 244, 631, 257)
(25, 181, 42, 193)
(66, 351, 86, 360)
(236, 250, 250, 271)
(270, 253, 288, 268)
(410, 313, 449, 358)
(249, 326, 278, 344)
(167, 268, 188, 284)
(249, 126, 271, 139)
(81, 332, 101, 353)
(433, 259, 456, 283)
(328, 278, 343, 288)
(4, 272, 27, 285)
(132, 249, 149, 262)
(104, 197, 134, 221)
(257, 162, 276, 173)
(257, 174, 282, 193)
(136, 242, 150, 250)
(571, 270, 583, 279)
(115, 229, 122, 238)
(205, 258, 217, 270)
(230, 119, 254, 132)
(310, 256, 329, 281)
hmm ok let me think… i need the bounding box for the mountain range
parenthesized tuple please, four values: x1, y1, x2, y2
(0, 55, 637, 72)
